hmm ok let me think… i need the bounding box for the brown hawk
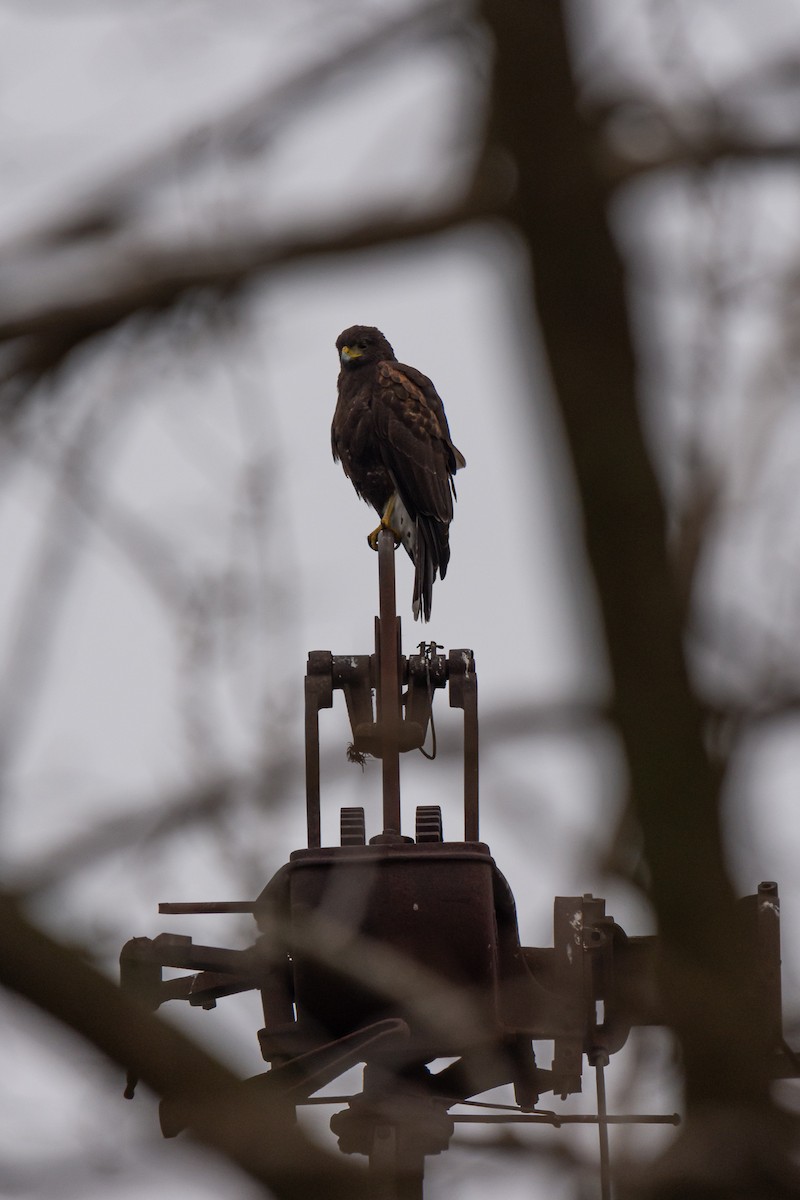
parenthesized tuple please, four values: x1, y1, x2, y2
(332, 325, 465, 621)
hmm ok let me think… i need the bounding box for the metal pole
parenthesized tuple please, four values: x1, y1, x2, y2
(377, 530, 402, 834)
(370, 1129, 425, 1200)
(304, 651, 332, 848)
(305, 676, 322, 848)
(462, 669, 479, 841)
(593, 1052, 612, 1200)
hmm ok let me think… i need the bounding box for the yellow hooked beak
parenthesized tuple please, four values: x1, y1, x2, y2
(340, 344, 363, 362)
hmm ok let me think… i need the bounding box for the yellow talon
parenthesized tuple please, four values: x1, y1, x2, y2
(367, 496, 401, 550)
(367, 517, 401, 550)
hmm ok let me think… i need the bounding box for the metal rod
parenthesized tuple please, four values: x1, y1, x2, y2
(305, 673, 322, 847)
(462, 669, 479, 840)
(298, 1099, 679, 1125)
(397, 1169, 424, 1200)
(369, 1126, 425, 1200)
(304, 652, 332, 848)
(159, 902, 255, 914)
(377, 530, 402, 834)
(593, 1053, 612, 1200)
(450, 1113, 679, 1126)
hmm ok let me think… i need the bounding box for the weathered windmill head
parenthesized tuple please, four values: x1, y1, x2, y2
(121, 532, 795, 1198)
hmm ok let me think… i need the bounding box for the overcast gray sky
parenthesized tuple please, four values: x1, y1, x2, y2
(3, 2, 800, 1198)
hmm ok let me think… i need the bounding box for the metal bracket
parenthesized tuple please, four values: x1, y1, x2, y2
(303, 531, 479, 844)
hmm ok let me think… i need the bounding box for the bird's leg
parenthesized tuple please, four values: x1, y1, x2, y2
(367, 494, 402, 551)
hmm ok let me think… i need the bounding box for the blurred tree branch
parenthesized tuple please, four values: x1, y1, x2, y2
(18, 0, 472, 251)
(2, 2, 800, 1196)
(0, 198, 499, 392)
(482, 0, 798, 1195)
(0, 891, 371, 1200)
(0, 0, 796, 408)
(601, 125, 800, 187)
(0, 1, 488, 394)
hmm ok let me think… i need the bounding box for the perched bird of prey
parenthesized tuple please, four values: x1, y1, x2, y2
(332, 324, 466, 621)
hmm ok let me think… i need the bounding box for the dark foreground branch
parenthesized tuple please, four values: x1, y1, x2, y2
(482, 1, 799, 1194)
(0, 197, 495, 390)
(0, 892, 369, 1200)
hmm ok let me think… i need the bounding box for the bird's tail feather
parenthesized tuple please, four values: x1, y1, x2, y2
(412, 518, 448, 621)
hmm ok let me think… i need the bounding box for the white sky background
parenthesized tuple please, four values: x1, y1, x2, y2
(2, 1, 800, 1198)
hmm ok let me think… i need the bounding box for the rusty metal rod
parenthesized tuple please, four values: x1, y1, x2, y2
(159, 902, 255, 914)
(299, 1099, 680, 1125)
(305, 673, 323, 848)
(462, 668, 479, 841)
(450, 1113, 679, 1126)
(377, 530, 402, 834)
(593, 1052, 612, 1200)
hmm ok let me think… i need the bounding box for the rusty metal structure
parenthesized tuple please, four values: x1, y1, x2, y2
(121, 532, 795, 1199)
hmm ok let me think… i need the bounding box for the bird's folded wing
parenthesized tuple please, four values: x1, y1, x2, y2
(374, 362, 458, 521)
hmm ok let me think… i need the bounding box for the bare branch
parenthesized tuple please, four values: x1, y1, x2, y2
(482, 0, 781, 1180)
(601, 125, 800, 188)
(17, 0, 473, 253)
(0, 0, 487, 397)
(0, 892, 370, 1200)
(0, 194, 498, 391)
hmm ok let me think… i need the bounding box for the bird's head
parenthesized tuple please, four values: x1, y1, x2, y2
(336, 325, 395, 368)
